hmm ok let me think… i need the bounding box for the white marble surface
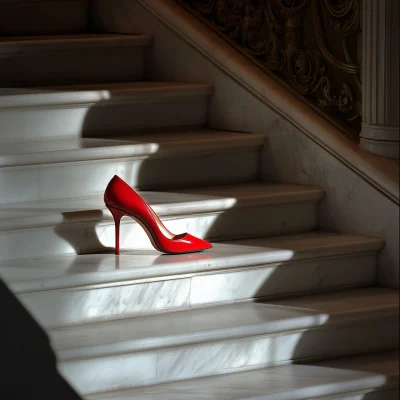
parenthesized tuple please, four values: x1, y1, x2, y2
(0, 81, 212, 108)
(0, 182, 323, 261)
(13, 249, 379, 327)
(110, 1, 398, 288)
(0, 142, 261, 204)
(0, 232, 381, 328)
(51, 288, 398, 356)
(86, 351, 398, 400)
(3, 229, 382, 328)
(0, 129, 265, 166)
(0, 202, 318, 262)
(60, 317, 398, 395)
(89, 387, 400, 400)
(0, 34, 151, 86)
(331, 390, 399, 400)
(50, 288, 398, 394)
(263, 118, 399, 288)
(0, 129, 264, 203)
(0, 82, 210, 142)
(189, 252, 376, 307)
(25, 277, 191, 327)
(1, 231, 381, 292)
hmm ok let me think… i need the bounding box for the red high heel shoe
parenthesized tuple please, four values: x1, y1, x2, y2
(104, 175, 213, 255)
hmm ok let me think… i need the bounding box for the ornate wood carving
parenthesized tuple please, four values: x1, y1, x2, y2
(179, 0, 362, 139)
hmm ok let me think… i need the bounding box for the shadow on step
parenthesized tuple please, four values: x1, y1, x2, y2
(0, 278, 82, 399)
(253, 287, 399, 383)
(54, 212, 114, 255)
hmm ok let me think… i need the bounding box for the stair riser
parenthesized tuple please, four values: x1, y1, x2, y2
(1, 201, 319, 262)
(0, 149, 260, 204)
(320, 388, 399, 400)
(0, 46, 148, 87)
(0, 96, 208, 142)
(0, 1, 89, 35)
(57, 316, 399, 395)
(18, 252, 376, 328)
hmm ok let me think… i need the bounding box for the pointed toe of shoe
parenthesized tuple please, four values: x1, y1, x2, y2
(180, 233, 213, 252)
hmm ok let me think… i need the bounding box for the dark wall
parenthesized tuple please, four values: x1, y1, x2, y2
(1, 278, 82, 400)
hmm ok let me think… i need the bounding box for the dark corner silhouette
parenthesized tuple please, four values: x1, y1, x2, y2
(1, 278, 82, 400)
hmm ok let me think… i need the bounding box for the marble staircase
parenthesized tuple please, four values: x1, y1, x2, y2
(0, 30, 398, 400)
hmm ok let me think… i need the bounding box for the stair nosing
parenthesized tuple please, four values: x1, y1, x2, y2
(3, 232, 384, 293)
(0, 82, 213, 109)
(0, 131, 267, 167)
(0, 183, 325, 230)
(57, 312, 397, 362)
(0, 34, 153, 53)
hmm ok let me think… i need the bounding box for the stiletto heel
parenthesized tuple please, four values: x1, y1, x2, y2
(107, 206, 126, 255)
(104, 175, 212, 255)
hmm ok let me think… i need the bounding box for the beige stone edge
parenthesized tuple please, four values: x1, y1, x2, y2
(138, 0, 399, 205)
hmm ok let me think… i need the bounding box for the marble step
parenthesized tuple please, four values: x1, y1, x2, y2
(0, 34, 152, 86)
(3, 232, 383, 328)
(86, 351, 399, 400)
(48, 288, 399, 395)
(0, 182, 324, 262)
(0, 1, 89, 36)
(0, 81, 212, 142)
(0, 130, 265, 203)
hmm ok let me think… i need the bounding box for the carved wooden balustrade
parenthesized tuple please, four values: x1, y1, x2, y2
(178, 0, 362, 141)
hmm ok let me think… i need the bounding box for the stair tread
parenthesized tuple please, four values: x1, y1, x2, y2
(0, 129, 266, 166)
(86, 351, 399, 400)
(49, 81, 211, 92)
(1, 231, 383, 293)
(49, 288, 398, 361)
(0, 33, 152, 48)
(0, 181, 324, 225)
(0, 81, 213, 106)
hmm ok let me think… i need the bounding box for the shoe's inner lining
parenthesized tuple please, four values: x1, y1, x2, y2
(146, 200, 186, 241)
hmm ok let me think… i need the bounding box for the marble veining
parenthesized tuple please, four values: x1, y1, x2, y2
(189, 253, 376, 306)
(50, 288, 398, 356)
(83, 349, 397, 399)
(0, 231, 381, 291)
(154, 318, 398, 383)
(57, 314, 398, 395)
(12, 252, 377, 328)
(20, 278, 191, 327)
(59, 351, 157, 394)
(3, 232, 381, 328)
